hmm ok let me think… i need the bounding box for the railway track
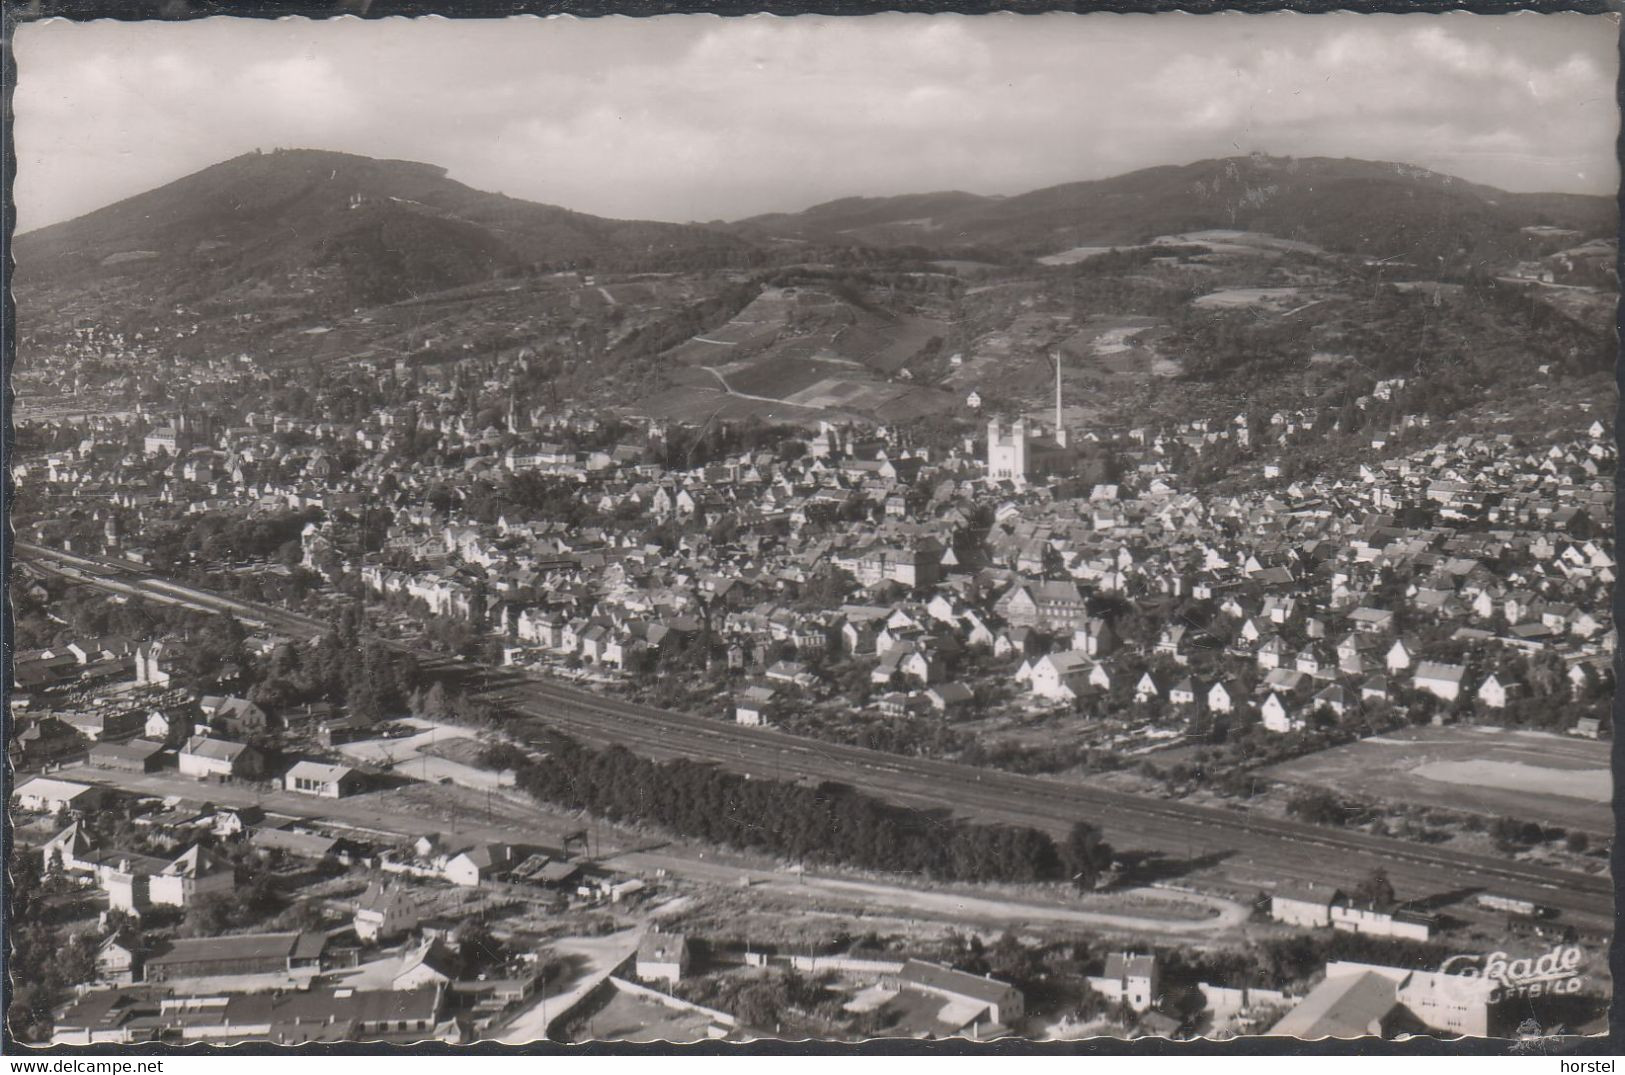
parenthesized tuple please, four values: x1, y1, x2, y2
(487, 675, 1613, 924)
(20, 542, 1614, 929)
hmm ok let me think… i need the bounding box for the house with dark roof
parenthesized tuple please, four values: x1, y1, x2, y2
(354, 881, 426, 943)
(392, 938, 461, 990)
(249, 827, 343, 862)
(50, 989, 164, 1045)
(143, 931, 328, 983)
(1088, 952, 1160, 1012)
(1271, 883, 1341, 928)
(441, 843, 514, 887)
(14, 717, 88, 769)
(889, 959, 1025, 1029)
(88, 738, 166, 773)
(636, 931, 691, 984)
(149, 844, 236, 908)
(166, 985, 452, 1044)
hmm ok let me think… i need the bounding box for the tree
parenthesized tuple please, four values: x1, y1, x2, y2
(180, 893, 234, 937)
(415, 681, 453, 721)
(1058, 821, 1114, 890)
(1353, 868, 1396, 910)
(458, 921, 504, 976)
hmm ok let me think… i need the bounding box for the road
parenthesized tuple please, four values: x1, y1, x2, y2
(487, 929, 643, 1045)
(18, 542, 1614, 935)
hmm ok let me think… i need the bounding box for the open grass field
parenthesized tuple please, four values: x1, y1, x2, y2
(1037, 245, 1122, 266)
(1154, 229, 1323, 256)
(1059, 315, 1174, 378)
(633, 383, 833, 426)
(1261, 724, 1613, 835)
(666, 337, 740, 366)
(845, 313, 950, 374)
(1192, 286, 1305, 309)
(723, 355, 858, 398)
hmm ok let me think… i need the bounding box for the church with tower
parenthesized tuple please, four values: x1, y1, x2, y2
(985, 353, 1080, 483)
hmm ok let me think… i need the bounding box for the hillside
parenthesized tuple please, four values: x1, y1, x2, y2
(14, 149, 1612, 430)
(12, 148, 756, 310)
(732, 155, 1616, 272)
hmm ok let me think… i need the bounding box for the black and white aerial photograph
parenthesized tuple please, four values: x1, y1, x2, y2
(4, 7, 1618, 1054)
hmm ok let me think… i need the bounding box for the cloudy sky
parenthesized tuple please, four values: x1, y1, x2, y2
(13, 12, 1619, 231)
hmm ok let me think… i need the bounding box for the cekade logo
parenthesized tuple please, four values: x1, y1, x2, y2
(1440, 943, 1586, 1001)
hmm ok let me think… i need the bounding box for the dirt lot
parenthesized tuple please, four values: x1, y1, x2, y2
(1261, 725, 1612, 835)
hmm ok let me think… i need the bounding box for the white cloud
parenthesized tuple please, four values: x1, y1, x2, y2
(12, 12, 1618, 231)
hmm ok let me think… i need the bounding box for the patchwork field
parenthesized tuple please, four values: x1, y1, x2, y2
(1059, 316, 1176, 378)
(1037, 230, 1322, 267)
(1153, 229, 1323, 256)
(1261, 725, 1613, 835)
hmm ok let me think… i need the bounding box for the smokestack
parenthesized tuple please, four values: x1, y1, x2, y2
(1053, 352, 1067, 449)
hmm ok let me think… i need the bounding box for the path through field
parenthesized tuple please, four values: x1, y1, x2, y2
(701, 365, 820, 408)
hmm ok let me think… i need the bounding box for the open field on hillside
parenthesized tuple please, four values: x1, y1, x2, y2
(1058, 316, 1174, 378)
(1193, 287, 1306, 309)
(1037, 232, 1321, 267)
(1154, 230, 1324, 256)
(1037, 245, 1123, 266)
(667, 337, 743, 365)
(719, 355, 860, 398)
(632, 384, 834, 426)
(844, 314, 950, 374)
(1261, 725, 1613, 835)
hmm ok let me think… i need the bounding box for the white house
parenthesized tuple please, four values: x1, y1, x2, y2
(284, 761, 364, 798)
(1476, 673, 1513, 709)
(1271, 883, 1339, 928)
(148, 845, 236, 908)
(1087, 953, 1160, 1012)
(14, 777, 98, 814)
(392, 938, 459, 991)
(636, 931, 691, 984)
(1384, 640, 1415, 675)
(735, 685, 778, 727)
(441, 843, 513, 887)
(354, 882, 424, 943)
(1413, 661, 1466, 703)
(1028, 652, 1100, 702)
(178, 736, 263, 781)
(1261, 692, 1303, 734)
